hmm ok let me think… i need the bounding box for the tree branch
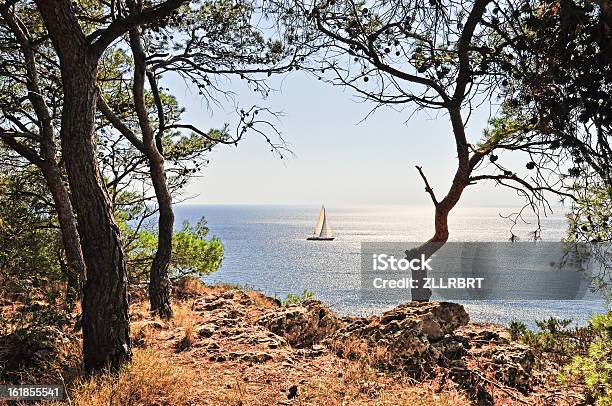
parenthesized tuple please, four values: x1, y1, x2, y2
(469, 174, 576, 201)
(453, 0, 492, 103)
(97, 89, 145, 153)
(0, 131, 44, 167)
(415, 165, 439, 206)
(89, 0, 187, 57)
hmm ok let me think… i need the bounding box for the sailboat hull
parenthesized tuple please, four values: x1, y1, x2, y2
(306, 237, 335, 241)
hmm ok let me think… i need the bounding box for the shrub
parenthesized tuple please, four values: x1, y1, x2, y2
(512, 316, 593, 365)
(282, 289, 315, 306)
(121, 216, 224, 284)
(562, 312, 612, 405)
(508, 319, 528, 341)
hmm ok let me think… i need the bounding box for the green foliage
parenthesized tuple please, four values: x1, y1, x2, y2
(536, 317, 573, 335)
(509, 316, 592, 366)
(562, 313, 612, 405)
(172, 219, 224, 277)
(122, 215, 223, 283)
(282, 289, 315, 306)
(564, 183, 612, 299)
(0, 173, 62, 286)
(508, 319, 528, 341)
(0, 169, 71, 334)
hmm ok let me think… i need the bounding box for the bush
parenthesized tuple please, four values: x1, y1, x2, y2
(508, 319, 528, 341)
(54, 349, 202, 405)
(282, 289, 315, 306)
(508, 316, 592, 366)
(562, 313, 612, 405)
(0, 172, 73, 335)
(122, 216, 224, 284)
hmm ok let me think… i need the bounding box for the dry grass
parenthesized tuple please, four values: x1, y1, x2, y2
(247, 290, 279, 309)
(301, 357, 470, 406)
(15, 286, 574, 406)
(131, 321, 155, 348)
(172, 300, 199, 329)
(42, 297, 475, 406)
(46, 349, 202, 406)
(171, 300, 199, 351)
(329, 335, 391, 369)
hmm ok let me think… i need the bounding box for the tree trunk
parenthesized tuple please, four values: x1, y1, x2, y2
(42, 163, 86, 303)
(34, 0, 132, 373)
(409, 208, 451, 302)
(129, 28, 174, 319)
(148, 159, 174, 319)
(410, 107, 470, 301)
(62, 63, 131, 374)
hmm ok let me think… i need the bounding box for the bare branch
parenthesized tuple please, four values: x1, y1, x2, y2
(415, 165, 439, 206)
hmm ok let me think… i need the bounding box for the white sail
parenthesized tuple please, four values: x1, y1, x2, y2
(320, 212, 333, 239)
(309, 205, 334, 240)
(313, 206, 325, 236)
(313, 206, 333, 239)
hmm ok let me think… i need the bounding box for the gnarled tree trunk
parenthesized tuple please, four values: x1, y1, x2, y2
(34, 0, 131, 373)
(410, 107, 472, 301)
(129, 27, 174, 319)
(61, 61, 132, 373)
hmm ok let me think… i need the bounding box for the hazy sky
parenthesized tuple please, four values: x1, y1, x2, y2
(165, 70, 562, 208)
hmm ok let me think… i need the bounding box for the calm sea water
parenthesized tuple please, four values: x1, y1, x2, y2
(174, 204, 605, 327)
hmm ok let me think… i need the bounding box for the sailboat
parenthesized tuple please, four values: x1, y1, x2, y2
(307, 205, 334, 241)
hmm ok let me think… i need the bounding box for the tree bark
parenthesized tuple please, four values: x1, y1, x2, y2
(148, 160, 174, 319)
(42, 163, 86, 303)
(62, 62, 132, 374)
(129, 27, 174, 319)
(34, 0, 131, 373)
(410, 107, 471, 301)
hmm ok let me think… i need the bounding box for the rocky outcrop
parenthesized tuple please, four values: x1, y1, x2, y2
(329, 302, 470, 375)
(456, 323, 535, 391)
(184, 286, 537, 404)
(258, 300, 341, 348)
(0, 325, 70, 383)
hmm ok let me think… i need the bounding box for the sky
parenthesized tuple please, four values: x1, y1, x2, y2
(165, 70, 561, 208)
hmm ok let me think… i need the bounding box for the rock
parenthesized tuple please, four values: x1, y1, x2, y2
(330, 301, 470, 376)
(192, 297, 231, 311)
(296, 344, 327, 358)
(0, 326, 69, 382)
(379, 301, 469, 340)
(456, 324, 534, 390)
(209, 354, 227, 362)
(456, 323, 510, 346)
(228, 351, 273, 364)
(432, 335, 469, 364)
(486, 343, 535, 390)
(258, 300, 341, 348)
(197, 324, 216, 338)
(148, 321, 164, 330)
(184, 285, 536, 396)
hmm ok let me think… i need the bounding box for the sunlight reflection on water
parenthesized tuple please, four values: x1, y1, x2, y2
(175, 204, 605, 328)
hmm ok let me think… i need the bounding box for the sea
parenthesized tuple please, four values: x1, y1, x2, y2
(174, 204, 606, 328)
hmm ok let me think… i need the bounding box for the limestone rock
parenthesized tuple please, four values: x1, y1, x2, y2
(258, 300, 341, 348)
(330, 301, 470, 375)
